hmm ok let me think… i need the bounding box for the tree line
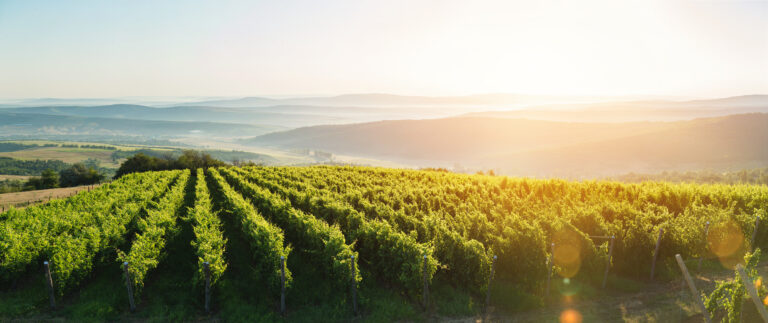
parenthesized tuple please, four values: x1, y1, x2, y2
(613, 168, 768, 185)
(115, 150, 226, 178)
(0, 164, 104, 193)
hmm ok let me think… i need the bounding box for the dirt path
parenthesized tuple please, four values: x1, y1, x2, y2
(0, 184, 100, 211)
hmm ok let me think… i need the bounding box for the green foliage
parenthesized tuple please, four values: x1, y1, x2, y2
(117, 170, 190, 292)
(705, 249, 767, 322)
(220, 167, 359, 289)
(40, 169, 59, 188)
(0, 156, 69, 175)
(59, 163, 105, 187)
(188, 168, 227, 285)
(0, 170, 179, 292)
(115, 150, 226, 178)
(2, 164, 767, 320)
(205, 167, 291, 294)
(234, 166, 438, 296)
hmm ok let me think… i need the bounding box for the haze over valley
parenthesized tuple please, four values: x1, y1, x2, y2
(1, 93, 766, 177)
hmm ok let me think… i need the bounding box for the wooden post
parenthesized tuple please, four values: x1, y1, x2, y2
(602, 236, 615, 289)
(203, 262, 211, 314)
(675, 254, 711, 323)
(651, 228, 664, 280)
(546, 243, 554, 297)
(698, 221, 710, 272)
(422, 254, 429, 308)
(350, 255, 358, 315)
(485, 255, 497, 309)
(280, 256, 286, 314)
(43, 261, 56, 309)
(751, 215, 760, 251)
(122, 262, 136, 312)
(736, 265, 768, 322)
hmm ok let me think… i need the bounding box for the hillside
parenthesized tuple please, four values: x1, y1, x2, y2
(245, 113, 768, 176)
(2, 166, 767, 321)
(464, 95, 768, 122)
(0, 111, 282, 138)
(181, 93, 603, 108)
(3, 104, 466, 128)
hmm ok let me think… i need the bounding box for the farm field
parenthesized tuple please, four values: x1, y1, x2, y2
(1, 166, 767, 321)
(0, 184, 100, 211)
(0, 147, 122, 168)
(0, 175, 31, 181)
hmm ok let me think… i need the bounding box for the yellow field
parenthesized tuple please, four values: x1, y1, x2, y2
(0, 175, 31, 181)
(0, 147, 121, 168)
(0, 184, 99, 210)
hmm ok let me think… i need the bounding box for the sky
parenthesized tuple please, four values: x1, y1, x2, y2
(0, 0, 766, 99)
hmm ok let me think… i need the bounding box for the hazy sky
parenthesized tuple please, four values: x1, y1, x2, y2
(0, 0, 766, 98)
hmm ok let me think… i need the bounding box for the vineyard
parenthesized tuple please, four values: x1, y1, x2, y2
(1, 166, 767, 321)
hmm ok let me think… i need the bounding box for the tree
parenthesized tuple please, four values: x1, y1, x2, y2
(115, 150, 226, 178)
(41, 169, 59, 189)
(59, 163, 104, 187)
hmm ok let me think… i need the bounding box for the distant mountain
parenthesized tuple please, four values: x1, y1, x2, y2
(464, 95, 768, 122)
(0, 97, 207, 107)
(244, 113, 768, 177)
(0, 111, 282, 138)
(182, 93, 620, 108)
(3, 104, 468, 128)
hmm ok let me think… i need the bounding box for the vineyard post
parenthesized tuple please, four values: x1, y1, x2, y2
(650, 228, 663, 280)
(203, 262, 211, 314)
(674, 254, 711, 323)
(736, 264, 768, 322)
(43, 261, 55, 309)
(602, 236, 615, 289)
(751, 215, 760, 251)
(546, 243, 554, 297)
(422, 254, 429, 308)
(280, 256, 286, 315)
(123, 262, 136, 312)
(697, 221, 710, 272)
(677, 274, 686, 320)
(350, 255, 358, 315)
(485, 255, 497, 310)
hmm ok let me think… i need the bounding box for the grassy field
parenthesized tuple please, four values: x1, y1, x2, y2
(0, 184, 99, 210)
(0, 175, 31, 181)
(0, 140, 182, 170)
(0, 147, 121, 168)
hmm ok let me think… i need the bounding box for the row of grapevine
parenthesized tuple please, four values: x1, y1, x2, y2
(0, 171, 179, 292)
(252, 166, 542, 289)
(241, 166, 768, 289)
(228, 167, 438, 295)
(205, 168, 291, 293)
(243, 166, 491, 291)
(118, 169, 191, 291)
(218, 167, 359, 289)
(188, 169, 227, 286)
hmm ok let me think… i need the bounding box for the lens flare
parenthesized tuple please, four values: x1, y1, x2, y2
(553, 229, 583, 278)
(560, 309, 583, 323)
(707, 220, 746, 269)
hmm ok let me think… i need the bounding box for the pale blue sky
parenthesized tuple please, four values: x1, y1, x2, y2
(0, 0, 766, 98)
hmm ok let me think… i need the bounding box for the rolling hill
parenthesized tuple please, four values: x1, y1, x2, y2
(2, 104, 467, 128)
(244, 113, 768, 176)
(464, 95, 768, 122)
(180, 93, 602, 108)
(0, 111, 283, 139)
